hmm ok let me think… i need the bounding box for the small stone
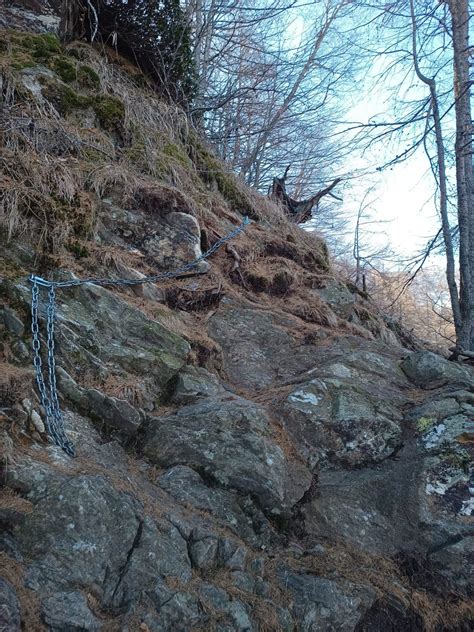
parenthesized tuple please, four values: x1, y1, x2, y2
(11, 341, 29, 362)
(22, 399, 32, 414)
(189, 536, 218, 570)
(30, 410, 45, 434)
(12, 406, 28, 426)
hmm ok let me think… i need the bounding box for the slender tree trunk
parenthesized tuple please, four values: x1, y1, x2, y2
(58, 0, 86, 43)
(449, 0, 474, 351)
(409, 0, 462, 341)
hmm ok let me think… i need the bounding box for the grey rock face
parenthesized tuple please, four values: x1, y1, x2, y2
(143, 397, 311, 515)
(279, 351, 405, 470)
(0, 1, 60, 33)
(0, 578, 21, 632)
(170, 365, 229, 404)
(42, 591, 101, 631)
(107, 515, 191, 610)
(85, 388, 142, 435)
(140, 591, 203, 631)
(14, 474, 191, 611)
(278, 569, 374, 632)
(57, 369, 143, 436)
(314, 279, 355, 318)
(401, 351, 474, 388)
(208, 303, 320, 390)
(0, 307, 25, 337)
(54, 282, 190, 401)
(303, 385, 473, 594)
(304, 447, 424, 556)
(159, 465, 256, 542)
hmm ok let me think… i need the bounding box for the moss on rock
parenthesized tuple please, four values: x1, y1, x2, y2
(189, 138, 258, 219)
(22, 33, 61, 62)
(39, 78, 90, 115)
(92, 95, 125, 131)
(416, 416, 435, 433)
(52, 57, 77, 83)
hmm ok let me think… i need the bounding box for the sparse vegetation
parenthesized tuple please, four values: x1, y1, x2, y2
(416, 416, 435, 433)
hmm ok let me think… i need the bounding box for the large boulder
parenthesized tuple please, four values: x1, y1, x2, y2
(99, 199, 210, 274)
(143, 396, 312, 515)
(401, 351, 474, 388)
(277, 349, 407, 470)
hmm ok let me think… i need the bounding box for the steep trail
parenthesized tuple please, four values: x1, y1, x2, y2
(0, 10, 473, 632)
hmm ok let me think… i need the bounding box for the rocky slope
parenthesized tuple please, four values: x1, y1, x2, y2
(0, 6, 473, 631)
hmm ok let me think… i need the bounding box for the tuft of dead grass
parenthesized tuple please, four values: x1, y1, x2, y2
(0, 363, 33, 406)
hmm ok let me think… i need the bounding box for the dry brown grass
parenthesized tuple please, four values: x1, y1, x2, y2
(0, 428, 15, 473)
(263, 541, 474, 632)
(0, 487, 32, 513)
(0, 363, 33, 406)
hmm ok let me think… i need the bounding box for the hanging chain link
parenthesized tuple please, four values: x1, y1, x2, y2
(29, 217, 249, 455)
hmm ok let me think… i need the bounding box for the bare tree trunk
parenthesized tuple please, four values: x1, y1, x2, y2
(58, 0, 86, 43)
(448, 0, 474, 350)
(409, 0, 463, 343)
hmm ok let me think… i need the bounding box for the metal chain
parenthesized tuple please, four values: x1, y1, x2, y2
(46, 286, 76, 456)
(31, 217, 250, 290)
(28, 217, 249, 455)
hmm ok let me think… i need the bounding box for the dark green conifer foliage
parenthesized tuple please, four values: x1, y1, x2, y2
(62, 0, 196, 105)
